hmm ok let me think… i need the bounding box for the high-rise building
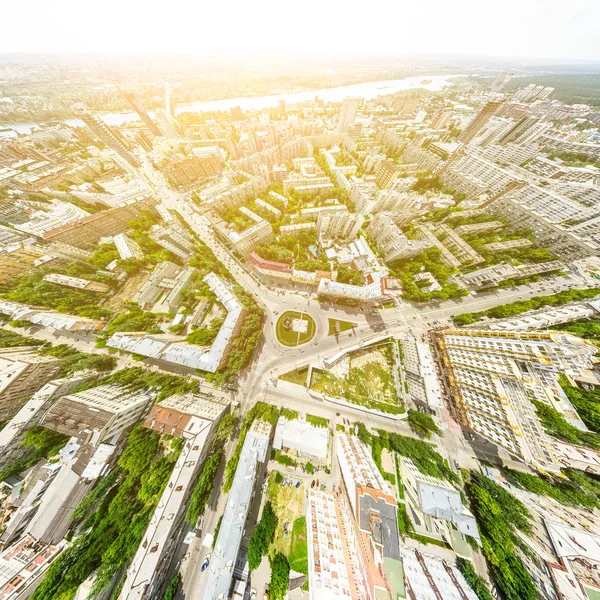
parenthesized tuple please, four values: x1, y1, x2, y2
(74, 103, 139, 168)
(316, 206, 364, 243)
(0, 349, 61, 422)
(337, 97, 360, 134)
(459, 100, 504, 144)
(374, 160, 401, 189)
(489, 71, 513, 93)
(121, 90, 162, 137)
(436, 329, 597, 471)
(41, 384, 152, 445)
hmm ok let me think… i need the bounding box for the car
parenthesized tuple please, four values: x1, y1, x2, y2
(251, 590, 257, 600)
(201, 554, 211, 572)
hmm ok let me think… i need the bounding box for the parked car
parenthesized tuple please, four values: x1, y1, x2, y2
(201, 554, 210, 572)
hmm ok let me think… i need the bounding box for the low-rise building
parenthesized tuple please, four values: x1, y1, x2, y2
(42, 273, 110, 294)
(272, 416, 329, 461)
(113, 233, 144, 260)
(41, 384, 152, 445)
(317, 273, 402, 303)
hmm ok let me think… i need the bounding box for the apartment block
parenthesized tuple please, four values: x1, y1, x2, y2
(150, 223, 195, 260)
(435, 224, 484, 266)
(41, 384, 152, 445)
(453, 221, 503, 236)
(132, 261, 197, 313)
(114, 233, 144, 260)
(366, 213, 431, 263)
(375, 160, 401, 189)
(122, 394, 229, 599)
(199, 421, 271, 600)
(0, 349, 60, 422)
(315, 206, 364, 243)
(436, 330, 597, 471)
(460, 260, 562, 288)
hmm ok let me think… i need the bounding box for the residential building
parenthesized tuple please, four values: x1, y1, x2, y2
(150, 224, 195, 260)
(317, 273, 402, 303)
(0, 536, 67, 600)
(460, 260, 562, 288)
(75, 103, 139, 168)
(161, 155, 223, 190)
(337, 98, 360, 134)
(375, 160, 401, 189)
(306, 490, 368, 600)
(0, 245, 47, 285)
(42, 273, 110, 294)
(214, 209, 274, 256)
(114, 233, 144, 260)
(109, 272, 246, 373)
(41, 384, 152, 445)
(366, 213, 431, 262)
(121, 394, 229, 600)
(0, 300, 104, 334)
(460, 100, 504, 144)
(399, 456, 479, 551)
(482, 238, 532, 251)
(453, 221, 503, 236)
(336, 433, 403, 600)
(0, 349, 60, 423)
(490, 71, 513, 93)
(199, 420, 271, 600)
(436, 329, 597, 471)
(132, 261, 197, 312)
(315, 206, 364, 244)
(433, 224, 484, 266)
(247, 252, 293, 280)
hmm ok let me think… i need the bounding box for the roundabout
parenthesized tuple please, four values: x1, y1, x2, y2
(275, 311, 317, 347)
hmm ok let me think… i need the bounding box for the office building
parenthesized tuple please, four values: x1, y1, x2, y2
(436, 329, 597, 471)
(41, 384, 152, 445)
(74, 103, 139, 168)
(366, 213, 431, 262)
(272, 416, 329, 461)
(199, 420, 271, 600)
(460, 100, 504, 144)
(337, 97, 360, 134)
(150, 224, 195, 260)
(0, 349, 60, 422)
(121, 394, 229, 600)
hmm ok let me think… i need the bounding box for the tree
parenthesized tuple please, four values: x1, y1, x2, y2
(186, 449, 223, 525)
(247, 501, 278, 571)
(269, 553, 290, 600)
(407, 411, 441, 439)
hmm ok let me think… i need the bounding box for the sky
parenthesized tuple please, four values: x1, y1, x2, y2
(2, 0, 599, 61)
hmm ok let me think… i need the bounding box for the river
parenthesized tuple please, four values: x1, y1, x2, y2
(2, 74, 455, 135)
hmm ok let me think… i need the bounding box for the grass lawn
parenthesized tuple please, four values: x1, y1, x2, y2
(279, 367, 309, 386)
(309, 342, 404, 414)
(327, 318, 356, 336)
(267, 471, 305, 557)
(276, 311, 317, 347)
(289, 517, 308, 574)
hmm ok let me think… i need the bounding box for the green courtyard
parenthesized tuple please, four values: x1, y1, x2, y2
(275, 311, 317, 347)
